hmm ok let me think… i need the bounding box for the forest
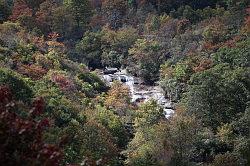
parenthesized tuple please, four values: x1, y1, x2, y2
(0, 0, 249, 165)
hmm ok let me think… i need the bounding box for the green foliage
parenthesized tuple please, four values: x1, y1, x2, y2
(64, 0, 92, 27)
(171, 5, 227, 23)
(16, 42, 36, 63)
(211, 152, 243, 166)
(0, 46, 11, 57)
(157, 0, 221, 14)
(164, 108, 200, 166)
(33, 79, 83, 126)
(126, 103, 199, 166)
(101, 50, 123, 68)
(62, 120, 118, 164)
(1, 0, 250, 165)
(89, 106, 129, 148)
(103, 26, 139, 52)
(102, 0, 127, 29)
(75, 31, 102, 68)
(78, 72, 108, 93)
(145, 14, 161, 33)
(0, 0, 11, 23)
(0, 86, 63, 165)
(125, 101, 166, 166)
(0, 22, 21, 49)
(157, 50, 208, 93)
(134, 100, 164, 128)
(104, 81, 131, 116)
(212, 39, 250, 67)
(51, 6, 77, 38)
(128, 38, 165, 84)
(124, 123, 166, 166)
(173, 62, 192, 81)
(75, 26, 139, 68)
(203, 20, 228, 44)
(125, 128, 164, 166)
(0, 68, 33, 102)
(101, 26, 139, 68)
(185, 64, 250, 129)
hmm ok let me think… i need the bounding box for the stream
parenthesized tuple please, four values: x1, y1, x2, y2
(100, 68, 174, 118)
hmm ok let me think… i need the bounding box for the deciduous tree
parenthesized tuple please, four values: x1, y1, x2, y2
(0, 86, 62, 165)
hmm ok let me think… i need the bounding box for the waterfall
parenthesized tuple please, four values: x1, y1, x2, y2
(101, 69, 174, 118)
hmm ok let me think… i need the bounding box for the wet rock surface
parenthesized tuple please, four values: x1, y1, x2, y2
(100, 69, 174, 118)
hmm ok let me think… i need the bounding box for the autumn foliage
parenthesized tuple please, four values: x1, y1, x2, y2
(17, 64, 47, 80)
(50, 72, 76, 91)
(243, 7, 250, 34)
(1, 0, 250, 165)
(0, 86, 62, 166)
(105, 81, 131, 113)
(9, 0, 32, 21)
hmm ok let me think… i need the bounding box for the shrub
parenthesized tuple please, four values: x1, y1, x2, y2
(0, 86, 63, 165)
(78, 72, 108, 93)
(0, 68, 33, 102)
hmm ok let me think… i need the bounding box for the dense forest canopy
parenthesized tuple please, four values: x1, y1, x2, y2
(0, 0, 249, 165)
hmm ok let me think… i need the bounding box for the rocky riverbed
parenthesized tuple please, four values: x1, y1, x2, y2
(100, 68, 175, 118)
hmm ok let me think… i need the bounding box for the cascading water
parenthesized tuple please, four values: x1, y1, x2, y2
(101, 69, 174, 118)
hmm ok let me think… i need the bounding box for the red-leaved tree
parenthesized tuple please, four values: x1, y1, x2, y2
(9, 0, 32, 21)
(243, 7, 250, 34)
(0, 86, 63, 166)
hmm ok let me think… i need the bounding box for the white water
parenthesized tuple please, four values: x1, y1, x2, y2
(101, 69, 174, 118)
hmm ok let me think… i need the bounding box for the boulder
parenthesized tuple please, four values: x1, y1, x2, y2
(103, 67, 118, 74)
(120, 76, 127, 82)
